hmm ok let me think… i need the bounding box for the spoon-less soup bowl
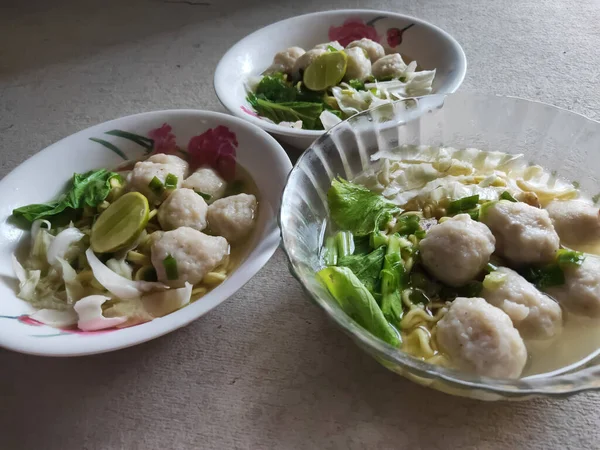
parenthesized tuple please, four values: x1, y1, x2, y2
(0, 110, 292, 356)
(279, 93, 600, 400)
(214, 9, 466, 149)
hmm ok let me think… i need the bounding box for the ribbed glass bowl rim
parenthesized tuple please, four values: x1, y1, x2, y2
(279, 93, 600, 397)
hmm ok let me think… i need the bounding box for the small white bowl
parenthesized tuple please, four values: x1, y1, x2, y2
(215, 9, 467, 149)
(0, 110, 292, 356)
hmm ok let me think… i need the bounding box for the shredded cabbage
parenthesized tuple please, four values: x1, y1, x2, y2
(319, 110, 343, 130)
(12, 254, 41, 302)
(74, 295, 127, 331)
(31, 308, 78, 328)
(47, 227, 85, 266)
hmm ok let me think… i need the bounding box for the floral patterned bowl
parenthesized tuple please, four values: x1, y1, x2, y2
(0, 110, 292, 356)
(214, 9, 467, 149)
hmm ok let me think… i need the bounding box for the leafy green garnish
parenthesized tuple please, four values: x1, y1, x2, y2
(523, 265, 565, 289)
(380, 234, 407, 324)
(196, 191, 212, 201)
(255, 73, 296, 103)
(327, 45, 338, 52)
(556, 249, 585, 268)
(328, 178, 401, 236)
(13, 169, 121, 222)
(247, 93, 324, 130)
(318, 266, 400, 346)
(393, 214, 422, 236)
(335, 230, 355, 259)
(499, 191, 518, 202)
(323, 236, 338, 266)
(338, 246, 386, 294)
(447, 195, 480, 215)
(348, 79, 365, 91)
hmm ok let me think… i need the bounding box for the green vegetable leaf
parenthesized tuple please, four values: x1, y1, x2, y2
(328, 178, 401, 236)
(556, 249, 585, 268)
(255, 73, 296, 103)
(392, 214, 422, 236)
(523, 265, 565, 289)
(318, 266, 400, 346)
(499, 191, 518, 202)
(348, 79, 365, 91)
(13, 169, 120, 222)
(338, 246, 386, 294)
(447, 195, 480, 215)
(247, 93, 324, 130)
(380, 234, 408, 324)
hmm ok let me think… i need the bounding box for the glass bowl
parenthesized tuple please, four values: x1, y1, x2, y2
(279, 93, 600, 400)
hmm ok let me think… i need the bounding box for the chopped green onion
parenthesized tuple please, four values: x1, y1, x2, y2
(500, 191, 518, 202)
(335, 231, 355, 259)
(467, 208, 480, 221)
(327, 45, 338, 52)
(323, 236, 338, 266)
(162, 254, 179, 280)
(483, 271, 508, 290)
(447, 195, 480, 215)
(196, 191, 212, 201)
(485, 262, 498, 273)
(149, 176, 164, 194)
(164, 173, 178, 190)
(556, 249, 585, 268)
(348, 79, 365, 91)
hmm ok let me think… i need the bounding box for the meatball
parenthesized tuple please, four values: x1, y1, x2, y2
(436, 297, 527, 379)
(314, 41, 344, 51)
(480, 200, 559, 265)
(265, 47, 305, 75)
(343, 47, 372, 82)
(157, 188, 208, 231)
(127, 154, 189, 204)
(547, 255, 600, 318)
(372, 53, 408, 80)
(346, 38, 385, 63)
(151, 227, 229, 287)
(182, 167, 227, 202)
(292, 49, 326, 78)
(419, 214, 495, 287)
(546, 200, 600, 244)
(481, 267, 562, 339)
(207, 193, 257, 243)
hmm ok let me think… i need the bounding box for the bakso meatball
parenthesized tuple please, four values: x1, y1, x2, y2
(265, 46, 306, 75)
(207, 193, 257, 243)
(546, 200, 600, 244)
(182, 167, 227, 202)
(372, 53, 408, 80)
(546, 255, 600, 318)
(437, 297, 527, 379)
(151, 227, 229, 287)
(343, 47, 372, 82)
(314, 41, 344, 51)
(480, 200, 559, 265)
(157, 188, 208, 231)
(127, 154, 189, 204)
(346, 38, 385, 63)
(481, 267, 562, 339)
(292, 49, 326, 78)
(419, 214, 495, 287)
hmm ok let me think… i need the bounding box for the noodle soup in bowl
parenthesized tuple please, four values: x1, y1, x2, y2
(280, 93, 600, 400)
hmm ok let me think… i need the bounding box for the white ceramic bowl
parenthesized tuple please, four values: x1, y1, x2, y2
(0, 110, 292, 356)
(215, 9, 467, 149)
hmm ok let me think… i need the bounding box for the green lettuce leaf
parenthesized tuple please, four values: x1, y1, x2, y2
(255, 73, 296, 103)
(13, 169, 120, 222)
(328, 178, 401, 236)
(247, 93, 324, 130)
(338, 246, 386, 294)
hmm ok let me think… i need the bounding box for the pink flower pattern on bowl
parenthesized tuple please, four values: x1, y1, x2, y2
(327, 16, 415, 49)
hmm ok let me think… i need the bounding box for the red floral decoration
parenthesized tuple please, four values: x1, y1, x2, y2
(386, 23, 415, 48)
(328, 18, 380, 47)
(187, 126, 238, 181)
(148, 123, 177, 154)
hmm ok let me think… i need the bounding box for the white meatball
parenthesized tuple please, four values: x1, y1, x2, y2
(419, 214, 495, 287)
(314, 41, 344, 51)
(372, 53, 408, 79)
(480, 200, 559, 265)
(265, 47, 305, 75)
(127, 154, 189, 204)
(546, 200, 600, 244)
(151, 227, 229, 287)
(182, 167, 227, 202)
(157, 188, 208, 231)
(346, 38, 385, 63)
(207, 193, 257, 243)
(292, 49, 326, 78)
(481, 267, 562, 339)
(343, 47, 372, 82)
(437, 297, 527, 379)
(547, 256, 600, 318)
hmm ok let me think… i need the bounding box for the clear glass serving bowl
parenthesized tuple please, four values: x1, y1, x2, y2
(279, 93, 600, 400)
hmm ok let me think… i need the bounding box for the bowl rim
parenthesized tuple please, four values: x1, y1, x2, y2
(214, 8, 468, 139)
(278, 93, 600, 397)
(0, 109, 292, 357)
